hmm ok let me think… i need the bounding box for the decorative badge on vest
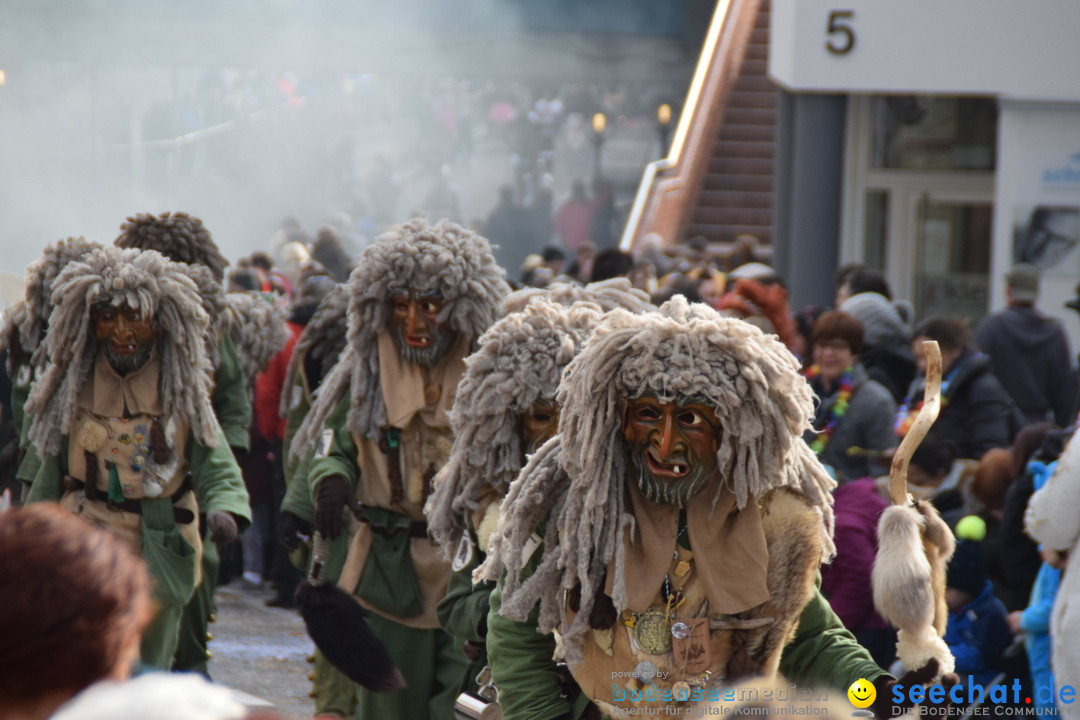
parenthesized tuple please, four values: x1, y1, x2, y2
(316, 429, 334, 459)
(452, 533, 474, 572)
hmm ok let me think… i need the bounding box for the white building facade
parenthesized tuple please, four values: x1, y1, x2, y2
(769, 0, 1080, 350)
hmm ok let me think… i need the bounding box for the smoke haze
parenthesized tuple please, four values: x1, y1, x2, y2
(0, 1, 699, 289)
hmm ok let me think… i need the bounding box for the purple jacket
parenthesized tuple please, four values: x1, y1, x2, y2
(820, 477, 891, 631)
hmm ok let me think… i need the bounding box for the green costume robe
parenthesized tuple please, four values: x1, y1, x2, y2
(174, 332, 252, 676)
(11, 357, 42, 491)
(26, 350, 250, 669)
(437, 514, 501, 705)
(280, 346, 356, 719)
(281, 345, 317, 523)
(11, 360, 31, 449)
(212, 333, 252, 453)
(306, 333, 473, 720)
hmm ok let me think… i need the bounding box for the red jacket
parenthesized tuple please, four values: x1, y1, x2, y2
(254, 321, 303, 442)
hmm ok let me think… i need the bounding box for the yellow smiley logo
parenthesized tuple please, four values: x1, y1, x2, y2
(847, 678, 876, 709)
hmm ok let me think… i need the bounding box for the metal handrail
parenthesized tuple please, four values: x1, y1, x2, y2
(619, 157, 675, 251)
(668, 0, 733, 166)
(619, 0, 756, 253)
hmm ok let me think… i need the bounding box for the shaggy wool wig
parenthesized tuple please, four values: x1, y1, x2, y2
(426, 299, 602, 553)
(223, 292, 290, 393)
(278, 283, 349, 422)
(115, 211, 229, 283)
(4, 237, 101, 373)
(483, 296, 835, 663)
(181, 263, 228, 365)
(114, 212, 229, 360)
(292, 218, 509, 452)
(26, 246, 221, 456)
(503, 277, 653, 315)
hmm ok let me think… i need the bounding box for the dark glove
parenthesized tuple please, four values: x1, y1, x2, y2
(207, 511, 238, 545)
(278, 511, 311, 551)
(463, 640, 485, 662)
(315, 475, 364, 540)
(871, 658, 961, 719)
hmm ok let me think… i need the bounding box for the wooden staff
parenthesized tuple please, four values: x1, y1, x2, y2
(872, 339, 955, 681)
(889, 340, 942, 505)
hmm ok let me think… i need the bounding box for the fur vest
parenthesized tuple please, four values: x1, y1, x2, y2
(567, 487, 826, 717)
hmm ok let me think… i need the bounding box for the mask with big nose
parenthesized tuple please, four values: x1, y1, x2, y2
(622, 395, 721, 508)
(389, 291, 456, 367)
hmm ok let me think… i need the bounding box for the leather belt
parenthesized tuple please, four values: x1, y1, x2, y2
(367, 517, 429, 539)
(69, 474, 196, 525)
(356, 505, 429, 539)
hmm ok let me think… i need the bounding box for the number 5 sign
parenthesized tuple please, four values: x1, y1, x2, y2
(826, 10, 855, 55)
(771, 0, 1076, 98)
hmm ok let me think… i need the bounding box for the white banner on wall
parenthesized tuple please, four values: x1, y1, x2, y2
(994, 101, 1080, 353)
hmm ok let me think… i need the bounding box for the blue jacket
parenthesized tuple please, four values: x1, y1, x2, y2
(1023, 563, 1060, 692)
(944, 580, 1013, 688)
(1022, 459, 1062, 709)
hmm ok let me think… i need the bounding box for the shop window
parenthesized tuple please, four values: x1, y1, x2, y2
(872, 96, 997, 171)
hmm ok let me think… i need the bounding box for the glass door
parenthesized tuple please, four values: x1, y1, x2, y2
(913, 199, 993, 323)
(841, 95, 997, 323)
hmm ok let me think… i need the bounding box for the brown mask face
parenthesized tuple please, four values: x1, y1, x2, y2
(92, 303, 158, 375)
(520, 400, 560, 456)
(621, 395, 721, 508)
(389, 292, 456, 367)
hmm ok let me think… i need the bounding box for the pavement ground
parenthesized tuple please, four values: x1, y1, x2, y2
(207, 579, 318, 719)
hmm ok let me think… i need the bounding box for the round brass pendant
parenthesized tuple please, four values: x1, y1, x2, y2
(634, 611, 672, 655)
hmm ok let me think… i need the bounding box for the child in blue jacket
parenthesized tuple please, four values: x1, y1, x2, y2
(1008, 458, 1062, 713)
(945, 519, 1015, 690)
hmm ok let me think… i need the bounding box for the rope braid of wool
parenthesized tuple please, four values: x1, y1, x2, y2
(179, 264, 228, 364)
(3, 237, 102, 375)
(429, 276, 656, 558)
(278, 284, 349, 429)
(115, 212, 232, 364)
(223, 292, 290, 394)
(115, 211, 229, 283)
(25, 246, 221, 457)
(502, 277, 653, 315)
(426, 299, 602, 557)
(480, 296, 836, 666)
(291, 218, 509, 458)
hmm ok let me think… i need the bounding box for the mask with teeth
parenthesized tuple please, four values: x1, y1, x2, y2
(622, 395, 721, 508)
(389, 291, 457, 367)
(91, 302, 158, 375)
